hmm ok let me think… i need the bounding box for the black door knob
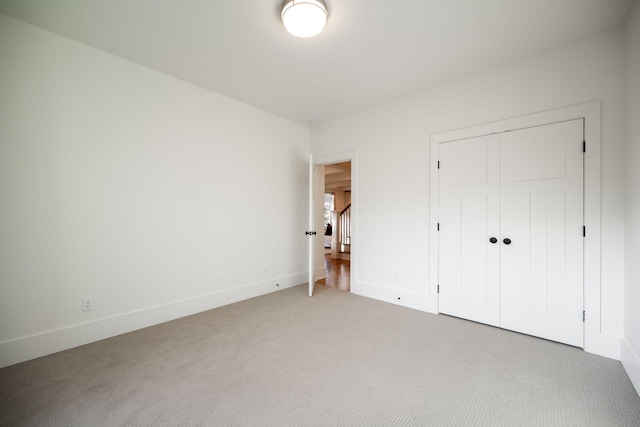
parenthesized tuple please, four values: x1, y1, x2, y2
(503, 238, 512, 245)
(489, 237, 498, 244)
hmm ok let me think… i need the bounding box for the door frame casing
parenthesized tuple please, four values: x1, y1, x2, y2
(313, 150, 357, 294)
(429, 101, 619, 359)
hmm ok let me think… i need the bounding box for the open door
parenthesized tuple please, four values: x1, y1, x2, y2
(308, 154, 315, 297)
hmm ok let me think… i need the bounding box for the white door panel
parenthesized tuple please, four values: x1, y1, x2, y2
(308, 154, 315, 297)
(500, 120, 584, 347)
(438, 135, 500, 326)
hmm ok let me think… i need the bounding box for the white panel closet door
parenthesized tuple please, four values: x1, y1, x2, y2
(438, 119, 584, 347)
(500, 119, 584, 347)
(438, 135, 501, 326)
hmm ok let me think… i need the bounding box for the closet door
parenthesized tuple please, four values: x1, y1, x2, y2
(499, 119, 584, 347)
(438, 135, 501, 326)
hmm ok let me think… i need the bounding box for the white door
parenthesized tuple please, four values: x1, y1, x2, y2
(308, 155, 315, 297)
(438, 135, 501, 326)
(438, 119, 584, 347)
(500, 120, 584, 347)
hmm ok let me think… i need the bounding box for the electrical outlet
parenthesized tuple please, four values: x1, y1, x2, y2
(394, 273, 399, 281)
(262, 266, 267, 274)
(82, 297, 94, 311)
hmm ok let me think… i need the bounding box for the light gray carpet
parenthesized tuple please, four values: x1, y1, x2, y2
(1, 284, 639, 426)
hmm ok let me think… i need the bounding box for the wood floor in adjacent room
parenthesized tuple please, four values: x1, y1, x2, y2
(316, 251, 350, 292)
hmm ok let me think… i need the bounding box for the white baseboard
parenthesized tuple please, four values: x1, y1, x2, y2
(0, 273, 306, 369)
(351, 281, 433, 313)
(621, 339, 640, 396)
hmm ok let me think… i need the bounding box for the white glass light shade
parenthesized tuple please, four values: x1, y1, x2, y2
(281, 0, 328, 38)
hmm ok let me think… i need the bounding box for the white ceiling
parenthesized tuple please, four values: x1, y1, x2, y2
(0, 0, 635, 126)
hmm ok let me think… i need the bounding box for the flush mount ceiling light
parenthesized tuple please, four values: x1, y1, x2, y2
(281, 0, 328, 38)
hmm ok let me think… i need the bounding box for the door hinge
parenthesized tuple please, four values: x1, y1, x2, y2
(583, 226, 586, 237)
(583, 310, 585, 322)
(437, 223, 440, 231)
(437, 285, 440, 294)
(437, 161, 440, 169)
(305, 231, 317, 236)
(583, 141, 586, 153)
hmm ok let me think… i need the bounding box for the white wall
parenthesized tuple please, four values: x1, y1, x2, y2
(311, 30, 627, 358)
(0, 14, 310, 367)
(623, 0, 640, 394)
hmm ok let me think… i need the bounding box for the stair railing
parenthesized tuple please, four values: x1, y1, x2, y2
(339, 203, 351, 252)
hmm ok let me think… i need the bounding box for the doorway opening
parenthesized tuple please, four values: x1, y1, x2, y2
(317, 161, 351, 292)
